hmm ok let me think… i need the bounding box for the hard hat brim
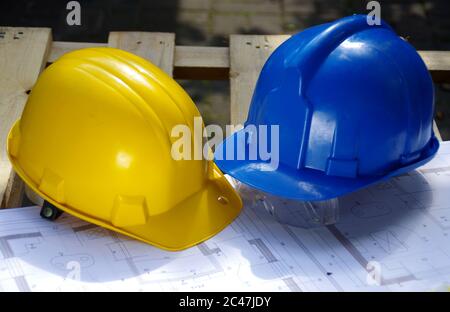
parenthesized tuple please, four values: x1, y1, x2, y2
(8, 122, 242, 251)
(214, 129, 440, 201)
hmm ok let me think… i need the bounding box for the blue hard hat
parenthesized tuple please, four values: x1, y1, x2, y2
(215, 15, 439, 201)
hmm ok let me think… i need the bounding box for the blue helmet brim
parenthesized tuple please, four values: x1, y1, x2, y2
(214, 130, 440, 201)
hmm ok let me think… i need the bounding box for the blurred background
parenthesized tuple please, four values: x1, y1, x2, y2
(2, 0, 450, 138)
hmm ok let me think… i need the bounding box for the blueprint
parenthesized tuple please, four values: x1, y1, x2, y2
(1, 142, 450, 292)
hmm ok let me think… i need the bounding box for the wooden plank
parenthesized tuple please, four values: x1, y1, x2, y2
(230, 35, 289, 125)
(419, 51, 450, 71)
(0, 27, 52, 208)
(49, 41, 106, 62)
(173, 46, 229, 80)
(433, 120, 442, 141)
(419, 51, 450, 83)
(108, 32, 175, 76)
(49, 42, 229, 69)
(175, 46, 229, 68)
(51, 43, 228, 68)
(48, 41, 450, 81)
(50, 42, 228, 80)
(1, 170, 25, 208)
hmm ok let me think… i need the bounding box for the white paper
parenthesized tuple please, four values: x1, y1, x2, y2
(1, 142, 450, 292)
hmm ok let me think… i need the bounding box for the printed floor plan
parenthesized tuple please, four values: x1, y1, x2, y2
(1, 143, 450, 291)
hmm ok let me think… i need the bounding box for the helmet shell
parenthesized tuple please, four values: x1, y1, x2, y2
(215, 15, 439, 200)
(8, 48, 242, 250)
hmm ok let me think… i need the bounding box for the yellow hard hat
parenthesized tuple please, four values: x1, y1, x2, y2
(7, 47, 242, 251)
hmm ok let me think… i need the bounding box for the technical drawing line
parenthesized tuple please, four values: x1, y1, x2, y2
(370, 230, 407, 254)
(73, 224, 98, 232)
(243, 206, 308, 279)
(282, 277, 302, 292)
(0, 232, 41, 292)
(326, 225, 416, 285)
(419, 166, 450, 174)
(283, 225, 342, 291)
(0, 233, 42, 258)
(390, 178, 415, 195)
(422, 211, 450, 231)
(14, 276, 30, 292)
(326, 225, 369, 268)
(196, 243, 224, 276)
(105, 232, 225, 284)
(248, 238, 278, 263)
(107, 230, 137, 274)
(197, 243, 221, 256)
(312, 229, 365, 287)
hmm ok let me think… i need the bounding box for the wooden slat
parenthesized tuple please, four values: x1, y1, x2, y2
(108, 32, 175, 76)
(49, 41, 106, 62)
(173, 46, 229, 80)
(175, 46, 229, 68)
(50, 42, 229, 80)
(419, 51, 450, 71)
(1, 170, 25, 208)
(49, 42, 229, 70)
(230, 35, 290, 125)
(419, 51, 450, 83)
(0, 27, 52, 208)
(433, 120, 443, 141)
(48, 40, 450, 82)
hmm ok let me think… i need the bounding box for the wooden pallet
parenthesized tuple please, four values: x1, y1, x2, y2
(1, 27, 450, 208)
